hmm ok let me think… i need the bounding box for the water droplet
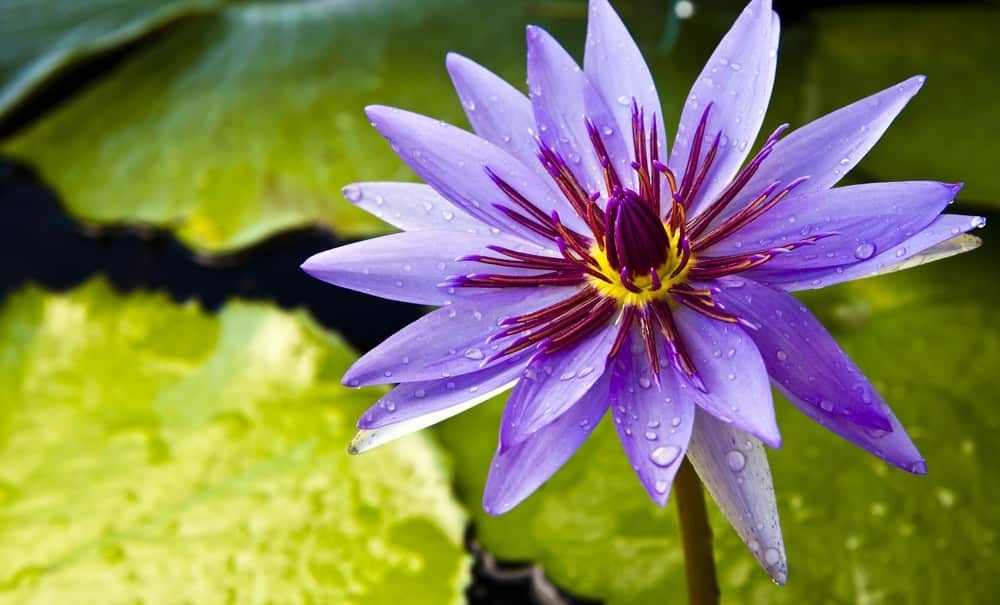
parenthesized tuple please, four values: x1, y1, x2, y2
(616, 95, 631, 106)
(402, 263, 412, 272)
(775, 350, 787, 362)
(854, 243, 876, 260)
(436, 261, 446, 270)
(671, 416, 682, 427)
(413, 389, 426, 399)
(464, 348, 485, 360)
(463, 99, 476, 111)
(385, 401, 396, 411)
(764, 547, 780, 565)
(654, 480, 669, 494)
(895, 247, 906, 257)
(727, 373, 736, 381)
(644, 430, 658, 440)
(638, 377, 652, 389)
(839, 157, 851, 166)
(647, 419, 660, 428)
(559, 371, 577, 380)
(730, 62, 743, 71)
(383, 370, 393, 377)
(649, 445, 681, 467)
(442, 210, 455, 221)
(726, 450, 746, 472)
(820, 400, 834, 412)
(343, 185, 362, 202)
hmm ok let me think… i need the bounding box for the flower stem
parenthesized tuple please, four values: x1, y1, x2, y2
(674, 458, 720, 605)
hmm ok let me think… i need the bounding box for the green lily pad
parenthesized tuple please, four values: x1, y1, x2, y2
(0, 0, 526, 253)
(0, 280, 469, 604)
(438, 235, 999, 603)
(2, 0, 806, 254)
(0, 0, 227, 120)
(806, 6, 1000, 204)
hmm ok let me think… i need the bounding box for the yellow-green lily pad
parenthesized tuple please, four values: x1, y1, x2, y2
(0, 280, 469, 604)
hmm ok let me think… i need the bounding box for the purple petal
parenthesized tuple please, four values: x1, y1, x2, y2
(687, 409, 787, 584)
(358, 352, 530, 434)
(714, 277, 895, 432)
(499, 321, 618, 450)
(747, 214, 986, 291)
(301, 231, 506, 305)
(610, 327, 694, 505)
(526, 25, 632, 194)
(732, 76, 925, 215)
(446, 53, 548, 179)
(343, 286, 577, 386)
(709, 181, 962, 270)
(365, 104, 573, 244)
(672, 306, 781, 447)
(774, 380, 926, 474)
(671, 0, 779, 215)
(483, 370, 610, 514)
(583, 0, 667, 161)
(342, 181, 485, 233)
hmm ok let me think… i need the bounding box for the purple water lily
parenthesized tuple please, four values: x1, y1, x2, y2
(302, 0, 983, 582)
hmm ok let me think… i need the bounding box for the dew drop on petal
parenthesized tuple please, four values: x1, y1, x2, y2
(414, 389, 426, 398)
(764, 547, 781, 566)
(654, 480, 669, 494)
(671, 416, 682, 427)
(645, 430, 658, 441)
(854, 243, 876, 260)
(725, 450, 746, 472)
(343, 185, 362, 202)
(442, 210, 455, 221)
(638, 377, 652, 389)
(464, 348, 485, 360)
(649, 445, 681, 467)
(820, 400, 834, 412)
(776, 350, 788, 362)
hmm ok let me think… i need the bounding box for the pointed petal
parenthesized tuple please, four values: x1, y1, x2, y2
(708, 181, 962, 270)
(687, 410, 787, 583)
(671, 0, 779, 214)
(483, 370, 610, 514)
(301, 231, 501, 305)
(747, 214, 986, 291)
(343, 286, 577, 386)
(365, 104, 573, 244)
(735, 76, 925, 213)
(348, 371, 519, 454)
(343, 181, 485, 233)
(499, 321, 618, 449)
(714, 277, 895, 433)
(356, 353, 529, 432)
(672, 306, 781, 447)
(527, 25, 632, 194)
(584, 0, 667, 160)
(610, 328, 694, 505)
(446, 53, 546, 178)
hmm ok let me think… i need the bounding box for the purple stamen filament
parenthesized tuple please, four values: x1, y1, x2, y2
(448, 100, 824, 383)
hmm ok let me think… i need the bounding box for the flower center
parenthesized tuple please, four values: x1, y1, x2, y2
(589, 190, 691, 307)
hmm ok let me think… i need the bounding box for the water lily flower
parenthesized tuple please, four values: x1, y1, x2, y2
(302, 0, 984, 582)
